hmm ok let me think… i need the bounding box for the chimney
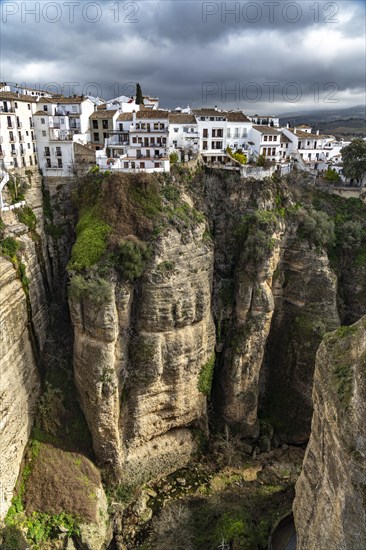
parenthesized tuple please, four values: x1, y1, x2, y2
(214, 105, 218, 111)
(132, 110, 136, 125)
(317, 130, 319, 135)
(294, 128, 297, 134)
(287, 122, 290, 128)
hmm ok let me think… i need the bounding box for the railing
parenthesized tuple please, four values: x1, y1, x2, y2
(11, 150, 17, 156)
(0, 107, 15, 113)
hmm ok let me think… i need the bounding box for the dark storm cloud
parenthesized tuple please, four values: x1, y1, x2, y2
(1, 0, 365, 111)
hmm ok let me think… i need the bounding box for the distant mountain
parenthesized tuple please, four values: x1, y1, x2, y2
(279, 105, 366, 125)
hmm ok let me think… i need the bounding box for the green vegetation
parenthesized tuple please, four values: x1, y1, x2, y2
(130, 180, 163, 219)
(297, 209, 335, 248)
(114, 238, 151, 282)
(334, 324, 359, 339)
(236, 209, 279, 264)
(169, 151, 179, 165)
(256, 154, 266, 167)
(333, 363, 353, 409)
(198, 353, 216, 396)
(7, 176, 28, 203)
(227, 146, 247, 165)
(135, 82, 143, 105)
(0, 236, 19, 259)
(17, 206, 37, 232)
(158, 260, 175, 274)
(68, 208, 111, 271)
(68, 275, 112, 304)
(341, 138, 366, 182)
(324, 168, 341, 183)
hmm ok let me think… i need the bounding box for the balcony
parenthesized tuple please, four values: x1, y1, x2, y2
(49, 129, 73, 141)
(0, 107, 15, 113)
(11, 150, 17, 156)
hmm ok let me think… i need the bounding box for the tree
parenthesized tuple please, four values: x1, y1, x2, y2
(135, 82, 143, 105)
(324, 167, 341, 183)
(341, 139, 366, 183)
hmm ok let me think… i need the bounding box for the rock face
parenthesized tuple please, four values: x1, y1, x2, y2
(70, 223, 215, 482)
(260, 234, 340, 443)
(294, 316, 366, 550)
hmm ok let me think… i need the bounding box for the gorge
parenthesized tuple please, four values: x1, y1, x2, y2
(0, 165, 365, 549)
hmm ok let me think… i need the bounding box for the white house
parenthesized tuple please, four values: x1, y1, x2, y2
(250, 126, 282, 162)
(226, 111, 252, 152)
(33, 96, 96, 177)
(248, 114, 280, 128)
(168, 113, 199, 156)
(0, 91, 39, 170)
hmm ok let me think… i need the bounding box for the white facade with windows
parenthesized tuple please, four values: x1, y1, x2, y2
(0, 92, 39, 170)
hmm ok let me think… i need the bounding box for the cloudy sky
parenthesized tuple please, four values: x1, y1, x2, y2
(1, 0, 365, 113)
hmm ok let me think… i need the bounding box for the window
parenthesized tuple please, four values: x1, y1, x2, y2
(102, 120, 108, 129)
(124, 162, 129, 168)
(60, 118, 64, 124)
(42, 130, 46, 137)
(26, 131, 29, 136)
(15, 102, 18, 108)
(132, 137, 137, 144)
(56, 147, 62, 156)
(45, 147, 50, 156)
(9, 131, 14, 141)
(57, 158, 63, 167)
(7, 116, 12, 127)
(29, 157, 33, 165)
(41, 118, 45, 124)
(72, 106, 77, 112)
(46, 158, 51, 167)
(43, 105, 48, 111)
(174, 128, 179, 133)
(273, 136, 277, 141)
(269, 135, 273, 142)
(140, 162, 145, 169)
(154, 162, 160, 168)
(103, 132, 108, 139)
(93, 133, 99, 141)
(264, 135, 268, 141)
(203, 141, 208, 150)
(28, 104, 31, 110)
(203, 129, 208, 138)
(27, 143, 30, 149)
(272, 148, 276, 155)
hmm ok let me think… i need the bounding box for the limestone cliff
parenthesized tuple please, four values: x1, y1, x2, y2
(294, 316, 366, 549)
(69, 221, 215, 482)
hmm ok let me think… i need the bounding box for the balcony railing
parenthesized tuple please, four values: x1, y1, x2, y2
(11, 150, 17, 155)
(0, 107, 15, 113)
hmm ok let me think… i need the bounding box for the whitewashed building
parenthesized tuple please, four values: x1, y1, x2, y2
(0, 91, 39, 170)
(33, 96, 96, 177)
(168, 113, 199, 156)
(251, 126, 282, 162)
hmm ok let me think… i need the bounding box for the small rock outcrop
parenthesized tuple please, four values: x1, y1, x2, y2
(294, 316, 366, 549)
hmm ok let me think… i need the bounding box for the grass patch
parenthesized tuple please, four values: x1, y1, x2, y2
(17, 206, 37, 232)
(68, 207, 111, 271)
(45, 223, 64, 240)
(198, 353, 216, 396)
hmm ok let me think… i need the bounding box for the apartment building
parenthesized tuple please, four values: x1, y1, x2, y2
(251, 126, 282, 162)
(168, 113, 199, 154)
(0, 92, 38, 170)
(90, 110, 119, 149)
(33, 96, 96, 176)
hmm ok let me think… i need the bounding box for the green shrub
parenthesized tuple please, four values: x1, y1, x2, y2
(69, 208, 111, 271)
(114, 238, 150, 282)
(297, 209, 335, 248)
(17, 206, 37, 231)
(170, 151, 179, 164)
(324, 168, 341, 182)
(68, 275, 112, 304)
(256, 154, 266, 167)
(1, 236, 19, 258)
(333, 363, 353, 409)
(198, 353, 216, 396)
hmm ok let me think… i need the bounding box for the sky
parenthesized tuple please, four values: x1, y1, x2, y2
(1, 0, 365, 114)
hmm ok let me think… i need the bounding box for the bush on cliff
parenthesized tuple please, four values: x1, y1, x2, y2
(68, 208, 111, 271)
(113, 237, 151, 282)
